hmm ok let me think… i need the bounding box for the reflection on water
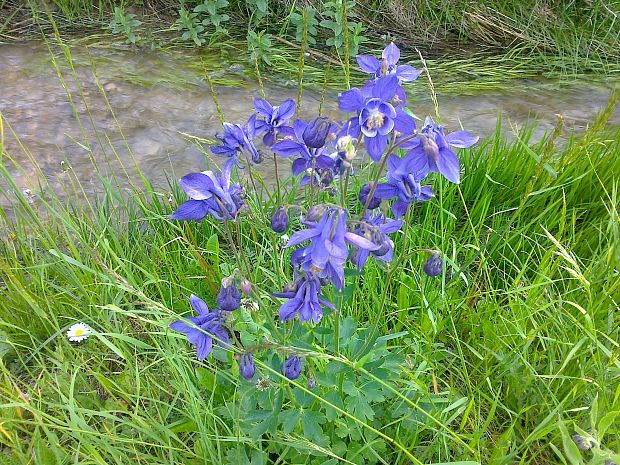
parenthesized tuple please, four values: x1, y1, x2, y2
(0, 42, 618, 210)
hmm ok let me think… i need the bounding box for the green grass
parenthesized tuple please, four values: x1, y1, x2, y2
(0, 37, 619, 465)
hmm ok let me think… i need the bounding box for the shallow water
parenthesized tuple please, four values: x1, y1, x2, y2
(1, 42, 618, 211)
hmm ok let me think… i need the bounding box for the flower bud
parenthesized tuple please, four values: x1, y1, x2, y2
(281, 355, 302, 380)
(270, 206, 289, 233)
(302, 117, 331, 148)
(283, 280, 299, 293)
(359, 183, 381, 209)
(239, 353, 256, 380)
(240, 278, 252, 295)
(305, 204, 329, 223)
(423, 254, 443, 277)
(306, 376, 317, 390)
(217, 278, 241, 311)
(572, 434, 595, 451)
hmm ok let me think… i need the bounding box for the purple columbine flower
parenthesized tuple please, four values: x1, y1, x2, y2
(273, 273, 335, 323)
(216, 278, 241, 311)
(285, 207, 379, 289)
(169, 295, 230, 361)
(374, 153, 434, 218)
(423, 253, 443, 277)
(170, 160, 245, 222)
(358, 182, 381, 209)
(270, 206, 289, 233)
(401, 116, 478, 184)
(239, 353, 256, 380)
(253, 98, 296, 146)
(272, 119, 336, 184)
(281, 355, 302, 380)
(211, 115, 263, 165)
(338, 75, 416, 162)
(357, 42, 422, 104)
(302, 117, 332, 148)
(351, 212, 402, 269)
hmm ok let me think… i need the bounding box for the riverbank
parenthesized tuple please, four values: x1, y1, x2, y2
(2, 0, 619, 92)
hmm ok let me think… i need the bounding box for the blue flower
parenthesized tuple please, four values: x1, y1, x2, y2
(272, 119, 336, 183)
(358, 182, 381, 209)
(302, 117, 332, 148)
(169, 295, 230, 361)
(401, 116, 478, 184)
(374, 153, 434, 218)
(338, 75, 416, 162)
(281, 355, 302, 380)
(211, 115, 263, 165)
(254, 98, 296, 146)
(170, 160, 245, 222)
(217, 278, 241, 311)
(351, 212, 402, 269)
(273, 273, 335, 323)
(357, 42, 422, 82)
(270, 206, 289, 233)
(285, 207, 379, 289)
(423, 253, 443, 277)
(239, 353, 256, 380)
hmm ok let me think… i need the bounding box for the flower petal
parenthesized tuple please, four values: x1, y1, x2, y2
(276, 99, 296, 121)
(445, 130, 479, 148)
(437, 147, 461, 183)
(374, 183, 398, 199)
(190, 294, 210, 316)
(393, 108, 416, 135)
(345, 232, 380, 251)
(382, 42, 400, 65)
(371, 75, 399, 101)
(272, 140, 304, 157)
(179, 173, 215, 200)
(339, 88, 365, 112)
(356, 55, 380, 73)
(395, 65, 422, 81)
(170, 200, 210, 221)
(254, 98, 273, 117)
(285, 228, 320, 248)
(196, 335, 213, 361)
(365, 134, 388, 162)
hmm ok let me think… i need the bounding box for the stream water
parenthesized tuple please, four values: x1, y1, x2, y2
(1, 42, 618, 211)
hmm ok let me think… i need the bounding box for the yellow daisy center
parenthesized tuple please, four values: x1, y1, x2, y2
(75, 329, 84, 336)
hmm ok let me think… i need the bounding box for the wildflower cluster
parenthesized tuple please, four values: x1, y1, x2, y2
(168, 43, 478, 383)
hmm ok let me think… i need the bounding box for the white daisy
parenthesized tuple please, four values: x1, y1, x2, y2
(66, 323, 92, 343)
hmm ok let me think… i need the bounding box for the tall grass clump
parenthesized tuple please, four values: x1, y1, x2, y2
(0, 37, 619, 465)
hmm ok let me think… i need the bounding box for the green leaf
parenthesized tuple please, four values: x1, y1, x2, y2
(345, 393, 375, 421)
(323, 390, 344, 421)
(558, 420, 583, 465)
(280, 409, 301, 434)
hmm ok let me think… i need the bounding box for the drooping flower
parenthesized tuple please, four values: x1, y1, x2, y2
(401, 116, 478, 184)
(253, 98, 295, 146)
(270, 206, 289, 233)
(358, 182, 381, 209)
(351, 212, 402, 269)
(169, 295, 230, 361)
(338, 75, 416, 162)
(303, 117, 332, 148)
(285, 207, 379, 289)
(423, 253, 443, 277)
(281, 355, 302, 380)
(211, 115, 262, 165)
(273, 273, 335, 323)
(67, 322, 92, 343)
(170, 160, 245, 222)
(374, 153, 434, 218)
(239, 353, 256, 380)
(217, 277, 241, 311)
(272, 119, 336, 183)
